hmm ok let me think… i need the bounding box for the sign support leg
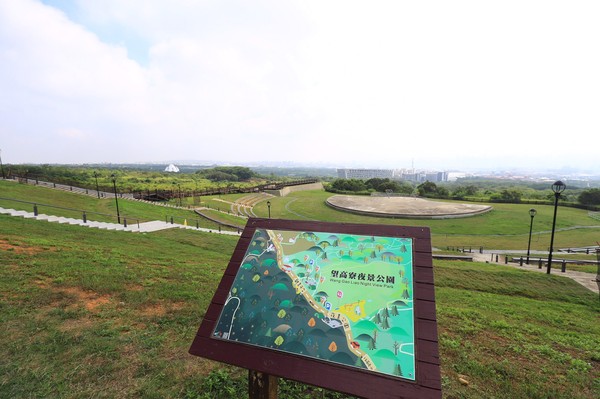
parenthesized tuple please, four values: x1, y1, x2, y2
(248, 370, 278, 399)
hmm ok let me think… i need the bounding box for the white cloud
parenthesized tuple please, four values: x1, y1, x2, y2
(57, 128, 88, 139)
(0, 0, 599, 171)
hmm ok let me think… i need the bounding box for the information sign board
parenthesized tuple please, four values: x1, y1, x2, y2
(190, 218, 441, 398)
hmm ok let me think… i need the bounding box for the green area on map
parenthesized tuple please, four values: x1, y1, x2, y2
(213, 228, 416, 380)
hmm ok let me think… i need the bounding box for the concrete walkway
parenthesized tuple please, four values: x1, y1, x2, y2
(0, 206, 241, 236)
(470, 252, 599, 294)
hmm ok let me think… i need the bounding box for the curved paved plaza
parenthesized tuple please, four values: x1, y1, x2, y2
(326, 195, 492, 219)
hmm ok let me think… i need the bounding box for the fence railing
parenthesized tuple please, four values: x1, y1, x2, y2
(4, 176, 130, 199)
(131, 178, 319, 201)
(0, 197, 139, 227)
(164, 213, 242, 233)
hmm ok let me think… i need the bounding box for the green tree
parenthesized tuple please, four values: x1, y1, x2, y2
(382, 307, 389, 318)
(205, 170, 237, 182)
(491, 189, 522, 203)
(394, 363, 403, 377)
(417, 181, 438, 197)
(381, 317, 390, 330)
(452, 184, 479, 199)
(368, 337, 376, 350)
(436, 186, 449, 198)
(578, 189, 600, 205)
(328, 179, 368, 192)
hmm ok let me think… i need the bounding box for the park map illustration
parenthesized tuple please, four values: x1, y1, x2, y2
(213, 228, 416, 380)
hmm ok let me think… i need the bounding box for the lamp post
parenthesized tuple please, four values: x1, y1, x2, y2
(111, 174, 121, 224)
(93, 171, 100, 198)
(526, 208, 536, 264)
(547, 180, 566, 274)
(267, 201, 271, 219)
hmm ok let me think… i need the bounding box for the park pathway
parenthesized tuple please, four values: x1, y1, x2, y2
(470, 251, 599, 294)
(0, 206, 241, 236)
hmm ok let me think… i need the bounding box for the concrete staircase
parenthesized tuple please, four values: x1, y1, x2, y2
(0, 207, 240, 236)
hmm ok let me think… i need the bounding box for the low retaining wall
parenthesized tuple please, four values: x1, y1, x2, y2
(194, 209, 243, 230)
(265, 182, 324, 197)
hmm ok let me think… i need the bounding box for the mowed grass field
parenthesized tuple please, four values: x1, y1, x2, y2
(4, 180, 599, 251)
(224, 189, 600, 251)
(1, 181, 599, 398)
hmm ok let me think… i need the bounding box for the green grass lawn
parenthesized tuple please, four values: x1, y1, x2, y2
(0, 215, 237, 398)
(1, 214, 598, 398)
(248, 190, 600, 250)
(435, 262, 599, 398)
(5, 180, 599, 251)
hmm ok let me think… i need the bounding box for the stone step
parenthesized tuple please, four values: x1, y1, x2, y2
(0, 206, 238, 236)
(57, 217, 77, 224)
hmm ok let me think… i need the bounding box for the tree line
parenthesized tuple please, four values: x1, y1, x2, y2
(326, 178, 600, 207)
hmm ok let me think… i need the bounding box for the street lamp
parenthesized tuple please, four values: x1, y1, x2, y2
(111, 174, 121, 224)
(93, 171, 100, 198)
(267, 201, 271, 219)
(547, 180, 566, 274)
(526, 208, 537, 264)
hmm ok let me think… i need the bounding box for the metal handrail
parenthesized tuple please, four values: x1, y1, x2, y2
(0, 196, 140, 227)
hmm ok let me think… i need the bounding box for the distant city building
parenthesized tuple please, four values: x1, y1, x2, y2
(337, 168, 394, 179)
(447, 172, 466, 181)
(164, 164, 180, 173)
(337, 168, 448, 182)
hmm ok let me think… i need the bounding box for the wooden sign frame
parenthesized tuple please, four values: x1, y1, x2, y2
(189, 218, 441, 398)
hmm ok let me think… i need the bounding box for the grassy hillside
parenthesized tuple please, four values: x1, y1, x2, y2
(0, 180, 234, 230)
(1, 214, 598, 398)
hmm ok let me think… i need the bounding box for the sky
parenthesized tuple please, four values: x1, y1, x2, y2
(1, 0, 599, 172)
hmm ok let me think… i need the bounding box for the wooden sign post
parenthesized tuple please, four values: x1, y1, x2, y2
(190, 218, 441, 398)
(248, 370, 278, 399)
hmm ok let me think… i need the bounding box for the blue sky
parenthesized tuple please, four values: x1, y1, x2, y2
(1, 1, 599, 172)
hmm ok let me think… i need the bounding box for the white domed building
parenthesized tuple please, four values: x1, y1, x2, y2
(164, 164, 180, 173)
